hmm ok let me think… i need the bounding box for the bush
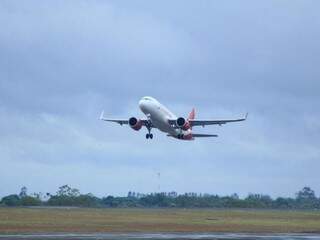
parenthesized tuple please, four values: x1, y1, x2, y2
(1, 195, 21, 206)
(47, 194, 101, 207)
(21, 196, 42, 206)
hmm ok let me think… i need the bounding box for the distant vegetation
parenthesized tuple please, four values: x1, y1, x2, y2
(1, 185, 320, 209)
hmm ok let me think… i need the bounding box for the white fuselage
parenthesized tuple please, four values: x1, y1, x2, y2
(139, 96, 190, 138)
(101, 96, 245, 140)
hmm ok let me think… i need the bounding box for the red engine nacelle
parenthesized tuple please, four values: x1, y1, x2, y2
(177, 132, 193, 140)
(176, 117, 191, 130)
(129, 117, 143, 131)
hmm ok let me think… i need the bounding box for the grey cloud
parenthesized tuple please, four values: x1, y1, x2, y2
(0, 0, 319, 198)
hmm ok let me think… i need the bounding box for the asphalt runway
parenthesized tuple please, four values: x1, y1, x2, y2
(0, 233, 320, 240)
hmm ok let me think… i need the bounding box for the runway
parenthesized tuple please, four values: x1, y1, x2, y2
(0, 233, 320, 240)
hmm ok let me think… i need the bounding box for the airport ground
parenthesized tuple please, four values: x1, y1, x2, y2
(1, 208, 320, 234)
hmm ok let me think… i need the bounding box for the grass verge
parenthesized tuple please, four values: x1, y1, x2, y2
(0, 208, 320, 234)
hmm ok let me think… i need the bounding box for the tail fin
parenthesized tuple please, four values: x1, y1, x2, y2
(188, 108, 195, 120)
(188, 108, 195, 130)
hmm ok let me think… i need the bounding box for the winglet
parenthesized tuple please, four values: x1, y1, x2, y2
(99, 110, 105, 120)
(245, 112, 248, 120)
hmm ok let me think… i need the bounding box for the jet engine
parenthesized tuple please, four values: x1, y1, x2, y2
(177, 132, 193, 140)
(176, 117, 191, 130)
(129, 117, 143, 131)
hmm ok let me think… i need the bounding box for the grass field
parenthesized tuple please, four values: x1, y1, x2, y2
(0, 207, 320, 234)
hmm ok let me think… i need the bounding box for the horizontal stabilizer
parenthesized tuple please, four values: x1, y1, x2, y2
(192, 133, 218, 137)
(167, 133, 218, 138)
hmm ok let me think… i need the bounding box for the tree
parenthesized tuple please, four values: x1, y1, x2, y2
(274, 197, 295, 209)
(1, 195, 21, 206)
(140, 193, 171, 207)
(21, 196, 41, 206)
(19, 186, 28, 198)
(48, 185, 81, 206)
(296, 187, 316, 200)
(245, 194, 272, 208)
(231, 193, 239, 200)
(296, 186, 319, 209)
(57, 185, 80, 197)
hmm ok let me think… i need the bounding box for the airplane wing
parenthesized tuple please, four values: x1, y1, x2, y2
(100, 118, 129, 125)
(168, 113, 248, 127)
(189, 113, 248, 127)
(192, 133, 218, 137)
(99, 111, 150, 126)
(167, 133, 218, 138)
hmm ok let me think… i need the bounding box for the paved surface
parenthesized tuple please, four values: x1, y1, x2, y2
(0, 233, 320, 240)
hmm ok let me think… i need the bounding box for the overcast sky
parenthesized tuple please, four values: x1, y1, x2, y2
(0, 0, 319, 198)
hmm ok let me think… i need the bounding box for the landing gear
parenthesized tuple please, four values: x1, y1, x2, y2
(145, 120, 153, 140)
(146, 133, 153, 139)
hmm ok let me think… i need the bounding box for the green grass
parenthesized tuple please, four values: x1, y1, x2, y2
(0, 208, 320, 234)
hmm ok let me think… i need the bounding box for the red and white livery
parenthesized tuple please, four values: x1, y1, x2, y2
(100, 96, 247, 140)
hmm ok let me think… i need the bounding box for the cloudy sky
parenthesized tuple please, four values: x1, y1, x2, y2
(0, 0, 319, 198)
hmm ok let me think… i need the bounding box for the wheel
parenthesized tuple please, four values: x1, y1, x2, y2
(150, 134, 153, 139)
(146, 134, 149, 139)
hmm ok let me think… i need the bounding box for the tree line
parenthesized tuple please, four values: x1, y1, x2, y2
(1, 185, 320, 209)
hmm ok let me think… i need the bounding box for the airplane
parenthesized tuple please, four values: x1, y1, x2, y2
(100, 96, 247, 140)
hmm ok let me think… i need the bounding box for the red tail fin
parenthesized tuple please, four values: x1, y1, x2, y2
(188, 108, 195, 130)
(188, 108, 195, 120)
